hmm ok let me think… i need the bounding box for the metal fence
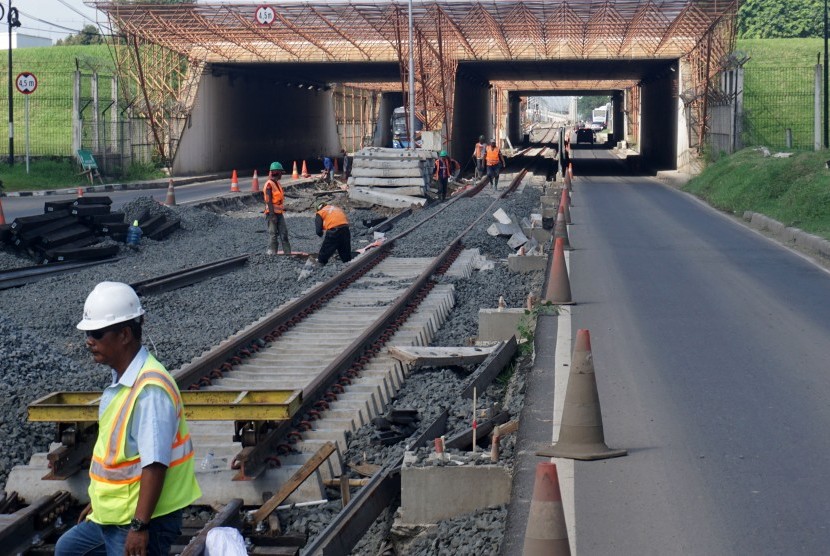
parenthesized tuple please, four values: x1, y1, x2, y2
(0, 66, 152, 175)
(741, 65, 820, 150)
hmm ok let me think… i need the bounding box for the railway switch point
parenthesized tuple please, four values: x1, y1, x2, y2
(165, 180, 176, 206)
(230, 169, 240, 192)
(521, 462, 571, 555)
(251, 170, 260, 193)
(536, 329, 627, 460)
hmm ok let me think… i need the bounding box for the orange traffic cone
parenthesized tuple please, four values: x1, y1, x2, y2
(165, 180, 176, 206)
(77, 187, 84, 197)
(251, 170, 260, 193)
(0, 197, 6, 225)
(560, 188, 572, 224)
(568, 162, 574, 181)
(301, 160, 310, 178)
(292, 161, 300, 180)
(553, 211, 571, 250)
(522, 462, 570, 556)
(230, 170, 240, 192)
(537, 329, 627, 460)
(543, 237, 574, 305)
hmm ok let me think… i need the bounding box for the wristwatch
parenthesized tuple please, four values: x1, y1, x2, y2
(129, 518, 149, 532)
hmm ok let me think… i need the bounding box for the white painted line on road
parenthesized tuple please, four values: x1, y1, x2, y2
(552, 249, 576, 554)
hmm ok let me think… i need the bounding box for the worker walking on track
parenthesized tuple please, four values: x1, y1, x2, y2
(264, 162, 291, 255)
(55, 282, 201, 556)
(472, 134, 487, 180)
(315, 201, 352, 265)
(486, 139, 506, 190)
(434, 150, 460, 201)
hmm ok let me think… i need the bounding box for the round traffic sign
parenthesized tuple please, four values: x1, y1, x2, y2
(16, 72, 37, 95)
(254, 5, 275, 26)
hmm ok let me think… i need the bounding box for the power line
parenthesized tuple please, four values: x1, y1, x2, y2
(17, 11, 82, 34)
(55, 0, 98, 25)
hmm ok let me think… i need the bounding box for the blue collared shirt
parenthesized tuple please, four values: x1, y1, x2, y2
(99, 346, 178, 468)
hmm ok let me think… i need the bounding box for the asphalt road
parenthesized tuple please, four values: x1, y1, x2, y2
(1, 177, 270, 222)
(567, 150, 830, 554)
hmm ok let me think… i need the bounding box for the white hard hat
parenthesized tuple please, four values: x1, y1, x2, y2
(76, 281, 145, 331)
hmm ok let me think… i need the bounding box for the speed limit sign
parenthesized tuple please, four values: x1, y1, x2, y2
(254, 5, 275, 26)
(16, 72, 37, 95)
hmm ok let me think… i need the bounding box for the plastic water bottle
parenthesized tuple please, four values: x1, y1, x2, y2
(200, 450, 215, 470)
(126, 220, 143, 248)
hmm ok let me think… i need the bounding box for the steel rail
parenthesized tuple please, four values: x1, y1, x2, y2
(0, 258, 121, 291)
(129, 254, 251, 296)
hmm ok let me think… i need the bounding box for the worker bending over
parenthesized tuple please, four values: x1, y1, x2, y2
(433, 150, 460, 201)
(315, 201, 352, 265)
(56, 282, 201, 556)
(263, 162, 291, 255)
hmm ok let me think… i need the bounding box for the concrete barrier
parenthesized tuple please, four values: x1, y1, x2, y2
(745, 211, 830, 261)
(478, 307, 526, 341)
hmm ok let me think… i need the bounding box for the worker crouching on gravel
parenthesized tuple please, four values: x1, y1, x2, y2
(315, 201, 352, 265)
(264, 161, 292, 255)
(55, 282, 201, 556)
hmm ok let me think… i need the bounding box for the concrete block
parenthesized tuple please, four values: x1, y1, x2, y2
(400, 465, 512, 524)
(478, 307, 526, 341)
(523, 227, 551, 243)
(507, 253, 547, 273)
(348, 177, 425, 187)
(348, 187, 425, 208)
(742, 211, 754, 222)
(351, 167, 423, 178)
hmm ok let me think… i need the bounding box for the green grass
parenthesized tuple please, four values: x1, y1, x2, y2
(0, 159, 90, 190)
(736, 39, 824, 150)
(684, 148, 830, 240)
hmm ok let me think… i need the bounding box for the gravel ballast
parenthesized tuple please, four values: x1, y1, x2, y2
(0, 174, 552, 553)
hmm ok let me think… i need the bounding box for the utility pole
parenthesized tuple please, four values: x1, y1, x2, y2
(825, 0, 828, 148)
(407, 0, 415, 150)
(7, 1, 21, 165)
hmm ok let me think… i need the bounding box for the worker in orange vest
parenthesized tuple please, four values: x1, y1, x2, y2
(315, 201, 352, 265)
(472, 135, 487, 180)
(485, 139, 506, 190)
(433, 150, 460, 201)
(263, 162, 291, 255)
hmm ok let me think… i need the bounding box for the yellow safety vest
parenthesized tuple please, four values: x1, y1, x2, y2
(88, 354, 201, 525)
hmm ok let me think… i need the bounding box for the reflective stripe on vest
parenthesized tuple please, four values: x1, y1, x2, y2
(88, 354, 201, 524)
(434, 158, 450, 179)
(263, 180, 284, 214)
(317, 206, 349, 230)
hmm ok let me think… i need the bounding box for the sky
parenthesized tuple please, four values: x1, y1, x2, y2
(9, 0, 107, 43)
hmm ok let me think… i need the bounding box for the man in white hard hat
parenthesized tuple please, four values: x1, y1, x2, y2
(55, 282, 201, 556)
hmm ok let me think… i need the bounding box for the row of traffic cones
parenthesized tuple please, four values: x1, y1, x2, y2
(523, 165, 626, 554)
(228, 161, 313, 193)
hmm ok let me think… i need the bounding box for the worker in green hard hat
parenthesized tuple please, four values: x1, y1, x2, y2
(433, 150, 460, 201)
(263, 161, 291, 255)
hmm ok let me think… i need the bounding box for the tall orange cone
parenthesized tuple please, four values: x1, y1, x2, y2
(543, 237, 574, 305)
(522, 462, 570, 556)
(301, 160, 310, 178)
(251, 170, 260, 193)
(0, 197, 6, 225)
(560, 188, 572, 225)
(77, 187, 84, 197)
(292, 161, 300, 180)
(537, 329, 627, 460)
(553, 211, 572, 250)
(568, 162, 574, 181)
(230, 170, 240, 192)
(165, 179, 176, 206)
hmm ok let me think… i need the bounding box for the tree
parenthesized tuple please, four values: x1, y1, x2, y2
(738, 0, 824, 39)
(56, 25, 103, 46)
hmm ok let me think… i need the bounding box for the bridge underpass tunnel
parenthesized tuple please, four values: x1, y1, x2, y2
(173, 62, 400, 175)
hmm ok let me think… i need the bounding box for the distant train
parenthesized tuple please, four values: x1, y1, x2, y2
(591, 102, 612, 131)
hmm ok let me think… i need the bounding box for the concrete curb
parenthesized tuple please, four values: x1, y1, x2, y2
(742, 211, 830, 260)
(0, 174, 223, 198)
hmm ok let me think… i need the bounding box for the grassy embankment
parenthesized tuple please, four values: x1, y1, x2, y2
(685, 39, 830, 242)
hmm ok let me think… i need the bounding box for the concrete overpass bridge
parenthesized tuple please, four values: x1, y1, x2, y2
(92, 0, 738, 175)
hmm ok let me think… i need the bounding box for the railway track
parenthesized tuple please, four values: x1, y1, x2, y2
(2, 133, 559, 555)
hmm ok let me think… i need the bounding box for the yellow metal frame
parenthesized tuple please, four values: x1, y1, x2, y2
(28, 390, 302, 423)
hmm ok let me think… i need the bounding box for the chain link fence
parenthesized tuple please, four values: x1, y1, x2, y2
(0, 62, 152, 175)
(741, 65, 820, 150)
